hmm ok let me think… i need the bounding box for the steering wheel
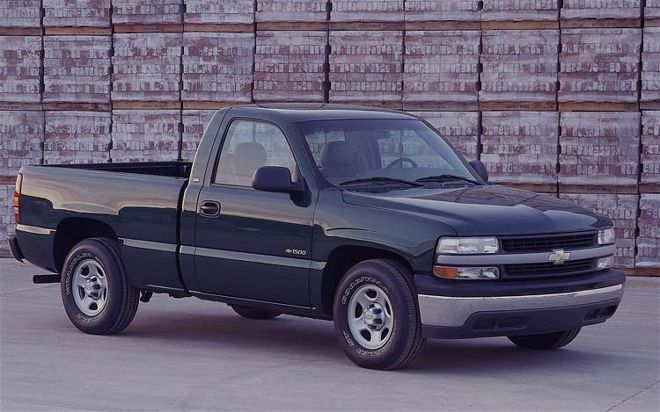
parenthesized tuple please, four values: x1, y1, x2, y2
(385, 157, 419, 169)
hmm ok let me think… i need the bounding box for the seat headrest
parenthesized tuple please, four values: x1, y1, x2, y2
(321, 141, 359, 167)
(234, 142, 267, 164)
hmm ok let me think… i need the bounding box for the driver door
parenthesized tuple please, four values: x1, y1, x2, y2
(193, 119, 314, 306)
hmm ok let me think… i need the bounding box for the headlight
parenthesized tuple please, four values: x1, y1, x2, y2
(597, 256, 613, 270)
(437, 237, 499, 255)
(598, 227, 615, 245)
(433, 266, 500, 280)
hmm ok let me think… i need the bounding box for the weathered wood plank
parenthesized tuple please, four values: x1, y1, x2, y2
(0, 111, 43, 176)
(182, 110, 216, 161)
(256, 0, 327, 23)
(641, 111, 660, 187)
(0, 36, 41, 103)
(481, 30, 559, 103)
(0, 0, 41, 28)
(331, 0, 403, 22)
(561, 0, 642, 21)
(254, 31, 326, 102)
(112, 0, 183, 24)
(44, 111, 111, 164)
(405, 0, 479, 22)
(329, 31, 403, 103)
(43, 36, 111, 103)
(482, 111, 559, 185)
(559, 111, 640, 187)
(43, 0, 111, 27)
(403, 31, 480, 104)
(482, 0, 559, 22)
(111, 110, 181, 162)
(637, 194, 660, 268)
(0, 185, 16, 247)
(183, 0, 254, 24)
(559, 28, 641, 103)
(111, 33, 182, 102)
(182, 32, 253, 102)
(560, 193, 638, 268)
(642, 27, 660, 104)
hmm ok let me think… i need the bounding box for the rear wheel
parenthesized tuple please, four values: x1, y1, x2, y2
(61, 238, 140, 335)
(508, 328, 581, 350)
(333, 259, 425, 370)
(231, 305, 281, 320)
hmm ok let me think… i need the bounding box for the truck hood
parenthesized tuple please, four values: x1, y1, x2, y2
(341, 184, 610, 236)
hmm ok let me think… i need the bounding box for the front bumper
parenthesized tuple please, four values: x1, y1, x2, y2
(416, 269, 625, 339)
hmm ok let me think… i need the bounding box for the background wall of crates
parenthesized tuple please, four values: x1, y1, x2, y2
(0, 0, 659, 272)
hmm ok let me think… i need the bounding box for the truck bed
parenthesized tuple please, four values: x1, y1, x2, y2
(16, 163, 189, 289)
(47, 161, 193, 178)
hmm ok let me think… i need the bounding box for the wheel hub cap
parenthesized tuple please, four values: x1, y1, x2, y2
(363, 303, 385, 330)
(84, 277, 103, 299)
(72, 259, 108, 316)
(347, 284, 394, 350)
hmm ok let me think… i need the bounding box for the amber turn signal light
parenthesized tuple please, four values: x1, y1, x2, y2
(433, 265, 500, 280)
(433, 266, 459, 278)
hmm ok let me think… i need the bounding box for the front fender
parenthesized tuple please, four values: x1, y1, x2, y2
(312, 190, 456, 273)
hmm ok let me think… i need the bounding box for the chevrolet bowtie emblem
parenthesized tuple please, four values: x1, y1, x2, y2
(548, 249, 571, 265)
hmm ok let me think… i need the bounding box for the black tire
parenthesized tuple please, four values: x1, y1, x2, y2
(231, 305, 281, 320)
(61, 238, 140, 335)
(508, 328, 581, 350)
(333, 259, 425, 370)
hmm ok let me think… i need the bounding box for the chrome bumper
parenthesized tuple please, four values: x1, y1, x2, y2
(418, 283, 624, 328)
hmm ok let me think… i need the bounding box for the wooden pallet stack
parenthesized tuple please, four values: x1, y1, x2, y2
(0, 0, 657, 273)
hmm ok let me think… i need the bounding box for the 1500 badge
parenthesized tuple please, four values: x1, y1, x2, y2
(285, 248, 307, 256)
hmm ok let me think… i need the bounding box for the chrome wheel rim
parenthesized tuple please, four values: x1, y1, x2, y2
(72, 259, 108, 316)
(347, 284, 394, 350)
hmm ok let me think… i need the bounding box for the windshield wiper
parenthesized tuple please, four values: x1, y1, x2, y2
(339, 176, 423, 187)
(415, 174, 480, 185)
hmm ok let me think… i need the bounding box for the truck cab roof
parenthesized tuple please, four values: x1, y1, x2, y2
(229, 103, 419, 122)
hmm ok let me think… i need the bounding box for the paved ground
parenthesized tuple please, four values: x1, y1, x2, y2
(1, 259, 658, 412)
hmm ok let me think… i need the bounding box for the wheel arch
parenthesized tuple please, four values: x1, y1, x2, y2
(320, 245, 414, 317)
(53, 218, 118, 273)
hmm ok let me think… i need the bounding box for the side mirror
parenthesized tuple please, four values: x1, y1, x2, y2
(252, 166, 303, 194)
(469, 160, 489, 182)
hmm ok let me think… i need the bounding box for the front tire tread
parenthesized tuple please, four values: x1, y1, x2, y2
(333, 259, 425, 370)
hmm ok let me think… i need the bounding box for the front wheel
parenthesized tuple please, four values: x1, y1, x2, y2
(333, 259, 425, 370)
(61, 238, 140, 335)
(508, 328, 581, 350)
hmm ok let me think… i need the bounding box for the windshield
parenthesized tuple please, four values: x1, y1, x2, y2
(297, 119, 478, 188)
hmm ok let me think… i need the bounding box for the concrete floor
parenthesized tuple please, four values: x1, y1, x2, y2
(1, 258, 658, 412)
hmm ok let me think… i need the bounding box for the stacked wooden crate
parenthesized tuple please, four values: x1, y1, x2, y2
(0, 0, 657, 272)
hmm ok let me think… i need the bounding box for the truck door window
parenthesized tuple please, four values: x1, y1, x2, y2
(215, 120, 296, 186)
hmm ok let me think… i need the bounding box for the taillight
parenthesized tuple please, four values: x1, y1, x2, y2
(14, 173, 22, 224)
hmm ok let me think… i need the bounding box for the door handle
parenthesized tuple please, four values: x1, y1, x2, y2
(199, 201, 221, 218)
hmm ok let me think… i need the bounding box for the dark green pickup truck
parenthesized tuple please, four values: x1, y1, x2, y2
(9, 105, 625, 370)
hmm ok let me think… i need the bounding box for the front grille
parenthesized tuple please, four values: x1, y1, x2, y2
(501, 233, 596, 253)
(503, 258, 595, 279)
